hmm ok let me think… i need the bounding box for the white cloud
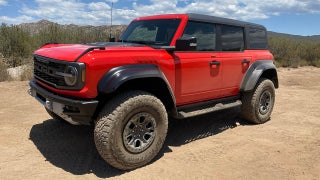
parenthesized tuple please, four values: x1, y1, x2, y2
(107, 0, 118, 3)
(19, 0, 136, 25)
(0, 15, 33, 24)
(132, 0, 320, 21)
(0, 0, 7, 6)
(3, 0, 320, 25)
(88, 2, 110, 11)
(21, 0, 110, 25)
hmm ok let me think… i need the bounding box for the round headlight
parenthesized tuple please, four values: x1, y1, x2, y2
(64, 66, 78, 86)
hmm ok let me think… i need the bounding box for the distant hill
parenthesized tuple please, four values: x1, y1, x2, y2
(17, 20, 320, 43)
(268, 31, 320, 43)
(18, 19, 127, 37)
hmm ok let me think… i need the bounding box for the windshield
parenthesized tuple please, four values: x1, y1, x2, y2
(120, 19, 181, 46)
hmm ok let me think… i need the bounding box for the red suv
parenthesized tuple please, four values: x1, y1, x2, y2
(29, 13, 278, 170)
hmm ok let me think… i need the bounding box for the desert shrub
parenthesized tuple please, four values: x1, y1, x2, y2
(0, 56, 9, 82)
(269, 37, 320, 68)
(0, 24, 32, 67)
(20, 64, 33, 81)
(310, 59, 320, 67)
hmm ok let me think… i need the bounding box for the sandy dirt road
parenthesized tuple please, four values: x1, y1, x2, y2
(0, 67, 319, 179)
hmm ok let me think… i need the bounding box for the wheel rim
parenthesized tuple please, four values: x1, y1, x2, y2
(259, 90, 272, 115)
(123, 112, 156, 153)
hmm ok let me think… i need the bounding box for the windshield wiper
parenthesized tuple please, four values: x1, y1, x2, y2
(120, 40, 151, 45)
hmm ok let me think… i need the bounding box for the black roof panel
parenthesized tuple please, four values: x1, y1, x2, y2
(187, 13, 266, 29)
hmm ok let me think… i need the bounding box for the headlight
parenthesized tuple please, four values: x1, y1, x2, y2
(56, 65, 78, 86)
(53, 62, 85, 89)
(64, 66, 78, 86)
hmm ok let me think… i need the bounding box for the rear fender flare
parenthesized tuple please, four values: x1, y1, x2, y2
(240, 60, 278, 92)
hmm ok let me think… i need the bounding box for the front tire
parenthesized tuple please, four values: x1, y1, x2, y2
(94, 91, 168, 170)
(241, 78, 275, 124)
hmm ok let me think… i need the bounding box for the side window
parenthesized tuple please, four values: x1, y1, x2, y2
(221, 25, 244, 51)
(182, 21, 216, 51)
(248, 28, 267, 49)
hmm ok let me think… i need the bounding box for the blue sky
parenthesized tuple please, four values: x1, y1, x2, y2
(0, 0, 319, 36)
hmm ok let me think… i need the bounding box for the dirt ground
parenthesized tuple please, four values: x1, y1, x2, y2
(0, 67, 319, 180)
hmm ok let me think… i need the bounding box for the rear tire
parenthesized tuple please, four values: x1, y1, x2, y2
(94, 91, 168, 170)
(241, 78, 275, 124)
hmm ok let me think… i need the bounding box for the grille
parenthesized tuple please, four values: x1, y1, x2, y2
(34, 55, 68, 87)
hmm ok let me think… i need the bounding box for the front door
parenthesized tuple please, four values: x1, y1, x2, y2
(174, 21, 223, 105)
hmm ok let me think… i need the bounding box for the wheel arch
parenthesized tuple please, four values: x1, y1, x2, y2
(240, 60, 279, 92)
(97, 64, 177, 116)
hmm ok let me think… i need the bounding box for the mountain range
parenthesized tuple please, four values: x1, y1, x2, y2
(268, 31, 320, 43)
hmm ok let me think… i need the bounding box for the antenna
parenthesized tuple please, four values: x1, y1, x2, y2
(109, 1, 115, 42)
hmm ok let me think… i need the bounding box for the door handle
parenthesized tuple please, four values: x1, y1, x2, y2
(241, 59, 250, 64)
(210, 61, 221, 66)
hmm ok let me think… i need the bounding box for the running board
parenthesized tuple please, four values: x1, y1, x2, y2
(177, 100, 242, 118)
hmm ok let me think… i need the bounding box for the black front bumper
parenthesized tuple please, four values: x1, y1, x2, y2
(29, 79, 99, 125)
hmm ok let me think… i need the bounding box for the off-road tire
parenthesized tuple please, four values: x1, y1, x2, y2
(94, 91, 168, 170)
(241, 78, 275, 124)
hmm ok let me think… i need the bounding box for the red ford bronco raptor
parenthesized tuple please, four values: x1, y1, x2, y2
(29, 13, 278, 170)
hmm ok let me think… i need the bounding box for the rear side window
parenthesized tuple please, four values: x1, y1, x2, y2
(221, 25, 244, 51)
(248, 27, 268, 49)
(182, 21, 216, 51)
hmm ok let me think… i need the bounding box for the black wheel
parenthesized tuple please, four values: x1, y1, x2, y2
(241, 78, 275, 124)
(94, 91, 168, 170)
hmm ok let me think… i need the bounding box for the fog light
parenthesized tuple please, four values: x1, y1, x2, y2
(45, 100, 53, 110)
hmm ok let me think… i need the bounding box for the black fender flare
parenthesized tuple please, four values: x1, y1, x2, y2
(98, 65, 176, 113)
(240, 60, 278, 92)
(98, 64, 170, 94)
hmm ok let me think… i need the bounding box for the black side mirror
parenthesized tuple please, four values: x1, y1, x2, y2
(175, 37, 197, 51)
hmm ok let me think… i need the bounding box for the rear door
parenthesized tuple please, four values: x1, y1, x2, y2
(218, 25, 251, 97)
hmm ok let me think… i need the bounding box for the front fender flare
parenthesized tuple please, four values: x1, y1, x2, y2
(98, 64, 172, 95)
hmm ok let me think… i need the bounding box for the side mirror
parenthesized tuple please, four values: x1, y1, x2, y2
(175, 37, 197, 51)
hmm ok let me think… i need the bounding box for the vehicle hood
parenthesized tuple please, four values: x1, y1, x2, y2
(34, 42, 146, 62)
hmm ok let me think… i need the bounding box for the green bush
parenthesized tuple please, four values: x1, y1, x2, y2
(0, 24, 32, 67)
(269, 37, 320, 68)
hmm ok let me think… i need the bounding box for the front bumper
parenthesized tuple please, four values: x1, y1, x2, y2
(29, 79, 98, 125)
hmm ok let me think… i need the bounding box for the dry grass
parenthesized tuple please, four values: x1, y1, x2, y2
(0, 58, 9, 82)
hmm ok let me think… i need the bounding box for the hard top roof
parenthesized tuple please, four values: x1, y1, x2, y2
(187, 13, 266, 29)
